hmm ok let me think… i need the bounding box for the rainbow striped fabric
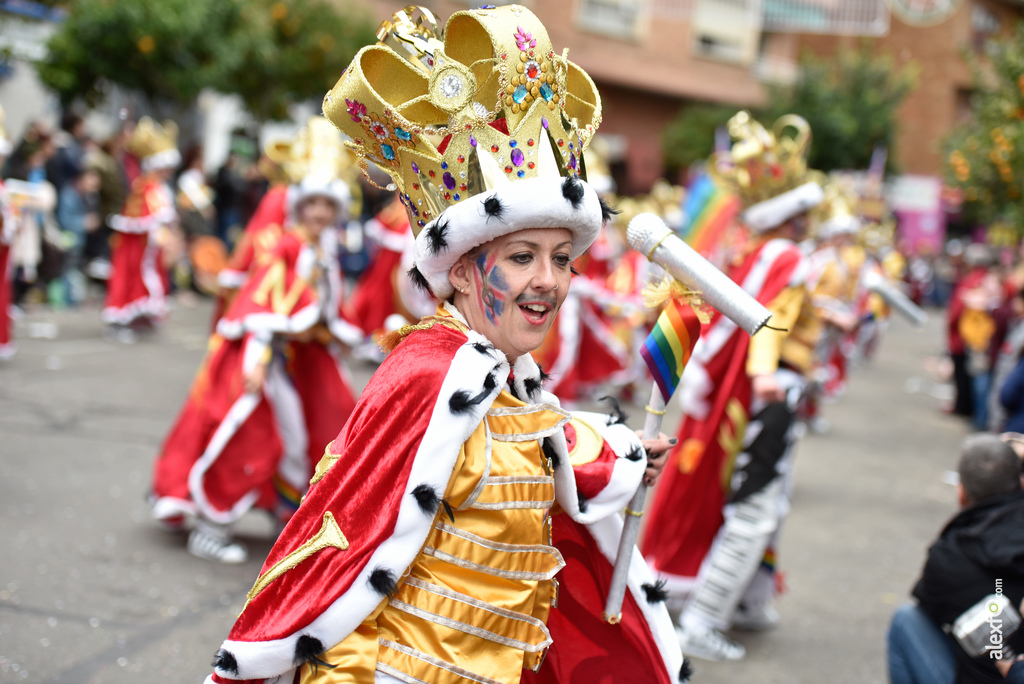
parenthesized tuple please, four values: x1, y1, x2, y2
(641, 299, 702, 400)
(680, 172, 741, 255)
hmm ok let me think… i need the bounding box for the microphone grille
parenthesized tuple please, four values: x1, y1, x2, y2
(626, 212, 668, 254)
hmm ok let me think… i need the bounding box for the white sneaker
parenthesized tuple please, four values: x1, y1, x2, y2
(733, 602, 780, 631)
(676, 624, 745, 661)
(188, 527, 248, 564)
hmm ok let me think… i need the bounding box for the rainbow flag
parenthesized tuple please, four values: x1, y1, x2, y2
(680, 173, 741, 255)
(641, 299, 702, 400)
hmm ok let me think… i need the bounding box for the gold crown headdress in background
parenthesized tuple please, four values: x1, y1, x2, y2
(709, 111, 813, 208)
(812, 176, 860, 239)
(322, 4, 602, 234)
(128, 117, 178, 161)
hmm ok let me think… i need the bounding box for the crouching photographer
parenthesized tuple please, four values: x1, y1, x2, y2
(887, 434, 1024, 684)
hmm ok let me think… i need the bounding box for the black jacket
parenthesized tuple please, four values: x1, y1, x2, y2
(913, 490, 1024, 684)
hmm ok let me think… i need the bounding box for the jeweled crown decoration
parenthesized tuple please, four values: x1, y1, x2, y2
(709, 111, 813, 208)
(128, 117, 178, 160)
(322, 4, 602, 235)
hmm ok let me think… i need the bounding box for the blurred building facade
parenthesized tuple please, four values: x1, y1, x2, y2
(349, 0, 1023, 195)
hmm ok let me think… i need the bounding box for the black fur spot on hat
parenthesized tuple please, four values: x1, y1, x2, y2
(369, 567, 398, 597)
(425, 218, 450, 256)
(542, 438, 561, 470)
(599, 396, 628, 425)
(625, 445, 644, 462)
(412, 484, 440, 515)
(562, 177, 585, 209)
(483, 195, 505, 221)
(577, 490, 589, 514)
(212, 649, 239, 675)
(679, 658, 694, 683)
(599, 196, 621, 223)
(641, 579, 669, 604)
(407, 266, 431, 292)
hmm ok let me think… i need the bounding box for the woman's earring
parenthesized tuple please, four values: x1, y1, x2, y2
(553, 283, 558, 290)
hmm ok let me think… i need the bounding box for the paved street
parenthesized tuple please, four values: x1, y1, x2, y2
(0, 295, 967, 683)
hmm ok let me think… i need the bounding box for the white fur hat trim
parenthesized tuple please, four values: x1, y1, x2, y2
(742, 181, 824, 233)
(412, 176, 602, 299)
(289, 174, 351, 218)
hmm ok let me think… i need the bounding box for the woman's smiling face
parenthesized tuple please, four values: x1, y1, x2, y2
(449, 227, 573, 362)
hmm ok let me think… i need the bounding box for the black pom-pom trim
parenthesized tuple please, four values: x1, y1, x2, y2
(542, 438, 561, 470)
(538, 366, 551, 383)
(625, 445, 644, 462)
(561, 177, 585, 209)
(212, 649, 239, 675)
(679, 657, 694, 683)
(426, 218, 450, 256)
(524, 375, 543, 398)
(412, 484, 440, 515)
(483, 195, 505, 220)
(472, 341, 492, 355)
(599, 395, 628, 425)
(599, 196, 621, 223)
(448, 374, 498, 414)
(577, 490, 589, 513)
(369, 567, 398, 597)
(641, 579, 669, 604)
(407, 266, 431, 292)
(570, 265, 580, 276)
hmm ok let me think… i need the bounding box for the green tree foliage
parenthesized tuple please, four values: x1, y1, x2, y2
(944, 23, 1024, 228)
(661, 103, 736, 174)
(661, 45, 916, 174)
(766, 46, 917, 173)
(36, 0, 376, 121)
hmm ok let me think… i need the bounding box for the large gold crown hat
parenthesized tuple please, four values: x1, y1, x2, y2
(286, 116, 354, 219)
(710, 111, 824, 233)
(323, 4, 607, 298)
(813, 176, 861, 241)
(129, 117, 181, 172)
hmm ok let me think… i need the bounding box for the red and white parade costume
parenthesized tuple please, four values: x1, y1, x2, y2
(642, 236, 808, 592)
(151, 226, 362, 527)
(345, 198, 414, 338)
(103, 120, 180, 327)
(207, 306, 683, 684)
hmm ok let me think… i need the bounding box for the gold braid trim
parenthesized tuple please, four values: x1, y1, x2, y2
(379, 314, 470, 353)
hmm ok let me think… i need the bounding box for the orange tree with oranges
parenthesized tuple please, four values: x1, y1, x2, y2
(36, 0, 376, 121)
(944, 22, 1024, 229)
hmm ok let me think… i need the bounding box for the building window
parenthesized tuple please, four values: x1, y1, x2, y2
(691, 0, 762, 65)
(577, 0, 647, 40)
(762, 0, 888, 36)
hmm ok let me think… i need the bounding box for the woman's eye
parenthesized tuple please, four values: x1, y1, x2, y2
(511, 253, 532, 264)
(554, 255, 571, 267)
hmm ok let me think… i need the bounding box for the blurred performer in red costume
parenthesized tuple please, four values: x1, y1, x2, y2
(102, 118, 179, 340)
(205, 7, 690, 684)
(150, 118, 363, 564)
(643, 112, 825, 661)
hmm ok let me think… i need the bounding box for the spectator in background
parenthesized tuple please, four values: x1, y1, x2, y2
(948, 244, 1001, 427)
(46, 111, 87, 192)
(990, 287, 1024, 432)
(176, 145, 213, 240)
(84, 126, 132, 280)
(55, 165, 100, 304)
(887, 434, 1024, 684)
(213, 153, 244, 246)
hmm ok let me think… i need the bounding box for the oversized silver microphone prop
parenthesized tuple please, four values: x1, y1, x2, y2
(862, 269, 928, 327)
(602, 213, 772, 624)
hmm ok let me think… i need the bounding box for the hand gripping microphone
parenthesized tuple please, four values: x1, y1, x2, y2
(626, 213, 772, 336)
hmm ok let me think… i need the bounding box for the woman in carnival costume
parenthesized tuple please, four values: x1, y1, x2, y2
(102, 117, 179, 340)
(206, 6, 689, 684)
(0, 105, 15, 359)
(150, 117, 363, 564)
